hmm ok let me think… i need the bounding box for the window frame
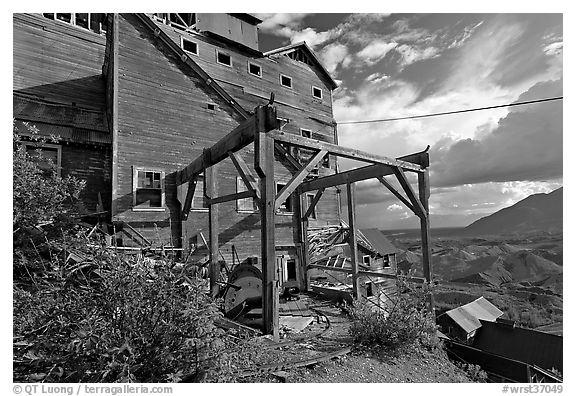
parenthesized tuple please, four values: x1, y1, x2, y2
(275, 182, 294, 215)
(43, 13, 107, 34)
(180, 36, 199, 56)
(191, 172, 209, 212)
(132, 167, 166, 211)
(312, 85, 323, 100)
(216, 50, 232, 67)
(236, 177, 258, 213)
(306, 193, 317, 220)
(362, 255, 371, 266)
(300, 128, 312, 138)
(24, 142, 62, 177)
(280, 74, 293, 89)
(248, 61, 262, 78)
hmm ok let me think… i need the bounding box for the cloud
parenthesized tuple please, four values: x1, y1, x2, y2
(543, 41, 563, 57)
(395, 44, 440, 67)
(357, 40, 397, 66)
(256, 13, 311, 33)
(319, 43, 352, 74)
(366, 72, 390, 84)
(387, 203, 403, 212)
(430, 79, 563, 187)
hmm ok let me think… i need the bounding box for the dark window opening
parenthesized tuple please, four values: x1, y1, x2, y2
(43, 13, 107, 34)
(312, 86, 323, 99)
(207, 103, 217, 111)
(182, 38, 198, 55)
(276, 183, 293, 213)
(135, 170, 162, 208)
(322, 154, 330, 168)
(25, 145, 60, 176)
(363, 255, 371, 266)
(383, 255, 391, 268)
(248, 62, 262, 77)
(43, 13, 54, 19)
(75, 13, 89, 29)
(286, 259, 297, 281)
(56, 13, 72, 23)
(366, 282, 374, 297)
(217, 51, 232, 66)
(301, 129, 312, 138)
(280, 74, 292, 88)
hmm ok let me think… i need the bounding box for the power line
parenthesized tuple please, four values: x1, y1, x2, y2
(337, 96, 563, 125)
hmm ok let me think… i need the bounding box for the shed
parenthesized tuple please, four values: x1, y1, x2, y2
(437, 296, 503, 343)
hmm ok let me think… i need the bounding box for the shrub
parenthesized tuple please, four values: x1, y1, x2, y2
(348, 279, 439, 351)
(13, 249, 230, 382)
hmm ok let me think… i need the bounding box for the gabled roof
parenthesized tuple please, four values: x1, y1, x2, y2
(360, 229, 398, 256)
(444, 297, 503, 334)
(264, 41, 338, 90)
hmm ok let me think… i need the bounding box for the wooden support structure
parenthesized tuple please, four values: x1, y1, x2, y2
(173, 101, 433, 337)
(307, 264, 425, 284)
(346, 182, 360, 299)
(254, 106, 279, 341)
(207, 165, 219, 297)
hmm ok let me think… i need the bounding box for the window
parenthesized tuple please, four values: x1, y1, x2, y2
(216, 51, 232, 67)
(206, 103, 218, 111)
(248, 62, 262, 77)
(286, 259, 297, 281)
(133, 168, 164, 209)
(300, 129, 312, 138)
(191, 173, 208, 210)
(237, 177, 258, 212)
(280, 74, 293, 88)
(276, 182, 293, 213)
(181, 37, 198, 55)
(312, 86, 323, 99)
(306, 194, 317, 219)
(25, 143, 61, 176)
(363, 255, 371, 266)
(43, 13, 107, 34)
(383, 255, 390, 268)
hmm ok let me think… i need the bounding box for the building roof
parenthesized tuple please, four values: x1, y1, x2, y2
(444, 297, 503, 334)
(264, 42, 338, 90)
(360, 228, 399, 256)
(474, 319, 563, 372)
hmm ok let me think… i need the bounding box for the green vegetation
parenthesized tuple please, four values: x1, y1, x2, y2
(348, 280, 439, 351)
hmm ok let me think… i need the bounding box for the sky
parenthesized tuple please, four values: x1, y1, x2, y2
(256, 13, 563, 230)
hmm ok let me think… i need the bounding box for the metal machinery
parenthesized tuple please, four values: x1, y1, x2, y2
(223, 263, 263, 319)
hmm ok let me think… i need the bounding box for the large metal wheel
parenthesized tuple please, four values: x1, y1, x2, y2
(223, 264, 263, 318)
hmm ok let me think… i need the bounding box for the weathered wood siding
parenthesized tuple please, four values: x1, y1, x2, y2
(13, 13, 106, 110)
(113, 14, 340, 270)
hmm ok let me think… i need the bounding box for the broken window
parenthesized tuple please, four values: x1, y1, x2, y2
(181, 37, 198, 55)
(280, 74, 293, 88)
(363, 255, 371, 265)
(25, 143, 61, 176)
(43, 13, 107, 34)
(133, 169, 164, 209)
(236, 177, 258, 212)
(191, 173, 208, 210)
(248, 62, 262, 77)
(276, 182, 293, 213)
(216, 51, 232, 67)
(312, 86, 323, 99)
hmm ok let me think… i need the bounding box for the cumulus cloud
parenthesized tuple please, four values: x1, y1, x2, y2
(430, 79, 563, 187)
(543, 41, 563, 57)
(319, 43, 352, 73)
(387, 203, 404, 212)
(366, 72, 390, 84)
(395, 44, 440, 67)
(357, 40, 398, 66)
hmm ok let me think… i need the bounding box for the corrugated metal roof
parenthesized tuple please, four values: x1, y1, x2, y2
(360, 228, 399, 256)
(444, 297, 503, 334)
(13, 94, 108, 133)
(14, 119, 111, 145)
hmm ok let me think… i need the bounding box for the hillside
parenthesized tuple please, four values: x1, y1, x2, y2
(463, 188, 562, 236)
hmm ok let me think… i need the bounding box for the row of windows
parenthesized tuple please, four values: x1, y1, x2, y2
(132, 168, 317, 218)
(42, 13, 108, 34)
(180, 36, 324, 100)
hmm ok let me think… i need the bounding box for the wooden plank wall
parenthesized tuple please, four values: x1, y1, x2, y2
(114, 14, 341, 273)
(13, 14, 106, 110)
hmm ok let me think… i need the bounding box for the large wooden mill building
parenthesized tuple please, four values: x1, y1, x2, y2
(14, 13, 432, 337)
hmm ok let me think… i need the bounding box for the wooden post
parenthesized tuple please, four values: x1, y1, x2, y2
(294, 190, 308, 291)
(346, 182, 360, 299)
(254, 107, 279, 340)
(110, 14, 119, 217)
(207, 165, 219, 297)
(418, 169, 434, 312)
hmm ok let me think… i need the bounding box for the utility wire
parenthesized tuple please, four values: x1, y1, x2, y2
(337, 96, 563, 125)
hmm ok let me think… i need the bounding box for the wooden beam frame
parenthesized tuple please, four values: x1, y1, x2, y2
(347, 182, 360, 299)
(207, 190, 254, 205)
(268, 130, 423, 171)
(302, 188, 325, 220)
(180, 175, 198, 220)
(207, 165, 219, 297)
(175, 105, 277, 185)
(376, 176, 415, 214)
(275, 149, 328, 211)
(229, 151, 261, 202)
(393, 167, 426, 219)
(307, 264, 425, 284)
(273, 141, 302, 171)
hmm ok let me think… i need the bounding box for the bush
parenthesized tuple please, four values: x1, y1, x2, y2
(348, 279, 438, 351)
(13, 249, 231, 382)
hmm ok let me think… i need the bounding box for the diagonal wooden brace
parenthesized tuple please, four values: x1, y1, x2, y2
(393, 167, 426, 219)
(303, 188, 325, 220)
(376, 176, 416, 214)
(275, 149, 328, 211)
(229, 151, 261, 202)
(180, 175, 198, 220)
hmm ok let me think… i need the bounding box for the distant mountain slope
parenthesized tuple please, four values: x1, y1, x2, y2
(463, 188, 562, 236)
